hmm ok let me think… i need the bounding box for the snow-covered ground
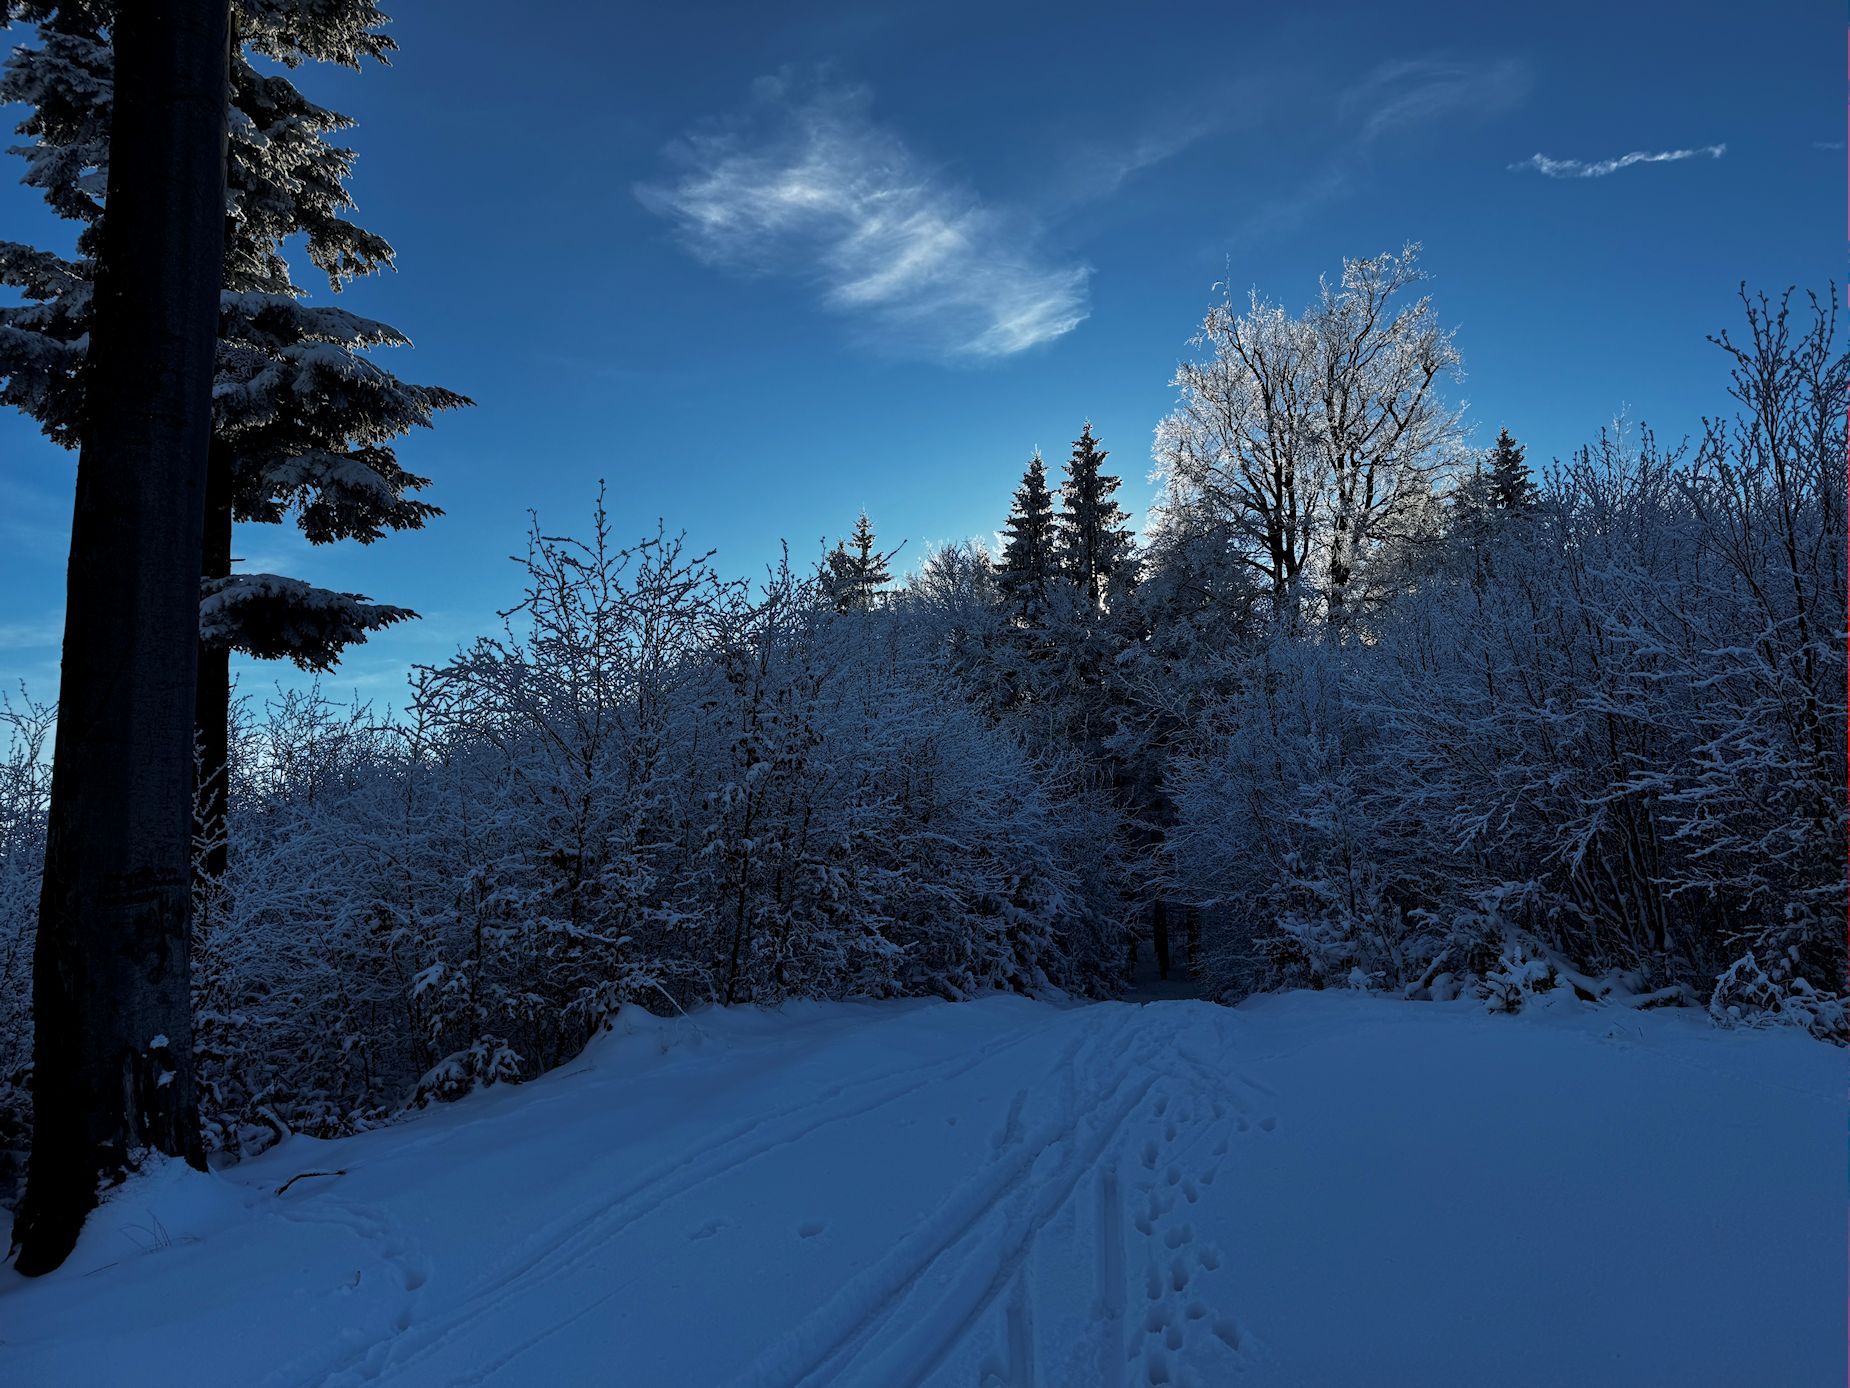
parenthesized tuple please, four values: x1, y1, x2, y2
(2, 992, 1841, 1387)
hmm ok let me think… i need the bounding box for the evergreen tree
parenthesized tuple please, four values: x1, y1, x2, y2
(1057, 423, 1135, 610)
(826, 511, 895, 613)
(12, 0, 229, 1276)
(1485, 427, 1536, 510)
(0, 0, 468, 885)
(998, 452, 1058, 624)
(1446, 427, 1536, 592)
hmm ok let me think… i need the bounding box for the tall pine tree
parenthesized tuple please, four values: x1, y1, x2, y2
(12, 0, 230, 1276)
(1484, 426, 1535, 511)
(998, 452, 1058, 625)
(1446, 427, 1537, 595)
(0, 0, 468, 887)
(826, 511, 895, 613)
(1057, 423, 1134, 610)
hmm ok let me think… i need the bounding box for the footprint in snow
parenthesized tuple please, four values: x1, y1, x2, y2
(797, 1221, 826, 1239)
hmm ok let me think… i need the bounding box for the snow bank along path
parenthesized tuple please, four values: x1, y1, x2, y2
(1, 992, 1841, 1386)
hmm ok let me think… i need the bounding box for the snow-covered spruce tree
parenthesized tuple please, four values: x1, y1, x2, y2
(1050, 424, 1139, 777)
(972, 428, 1145, 981)
(1057, 423, 1135, 613)
(0, 0, 467, 888)
(824, 511, 896, 613)
(999, 452, 1060, 626)
(1483, 426, 1536, 512)
(1443, 426, 1537, 593)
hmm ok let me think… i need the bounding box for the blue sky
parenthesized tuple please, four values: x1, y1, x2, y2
(1, 0, 1840, 705)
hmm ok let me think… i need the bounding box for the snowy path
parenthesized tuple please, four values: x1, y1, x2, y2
(2, 992, 1842, 1386)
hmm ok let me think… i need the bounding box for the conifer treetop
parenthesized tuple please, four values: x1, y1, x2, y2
(0, 0, 467, 667)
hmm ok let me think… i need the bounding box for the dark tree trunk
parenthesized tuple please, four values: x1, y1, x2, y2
(1153, 899, 1171, 981)
(195, 444, 232, 892)
(13, 0, 231, 1277)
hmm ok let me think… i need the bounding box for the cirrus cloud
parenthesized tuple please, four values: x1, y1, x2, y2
(636, 74, 1090, 362)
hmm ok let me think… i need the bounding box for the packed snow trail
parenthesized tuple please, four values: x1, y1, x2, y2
(2, 993, 1842, 1386)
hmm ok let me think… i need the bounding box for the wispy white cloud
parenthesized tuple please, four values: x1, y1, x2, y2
(1510, 143, 1726, 179)
(1811, 140, 1845, 152)
(1344, 57, 1532, 145)
(1079, 115, 1225, 200)
(636, 74, 1089, 360)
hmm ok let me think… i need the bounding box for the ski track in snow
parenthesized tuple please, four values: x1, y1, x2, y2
(298, 1011, 1077, 1388)
(720, 1004, 1267, 1388)
(304, 1001, 1271, 1388)
(6, 991, 1841, 1388)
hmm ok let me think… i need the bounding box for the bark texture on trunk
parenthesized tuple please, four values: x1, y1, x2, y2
(195, 444, 232, 892)
(13, 0, 231, 1277)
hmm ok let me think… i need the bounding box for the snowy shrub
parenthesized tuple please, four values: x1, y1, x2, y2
(413, 1036, 523, 1106)
(1709, 952, 1849, 1044)
(1481, 941, 1557, 1015)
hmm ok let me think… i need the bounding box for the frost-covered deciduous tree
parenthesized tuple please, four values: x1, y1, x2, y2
(1671, 288, 1847, 994)
(1163, 287, 1845, 1033)
(1156, 244, 1466, 632)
